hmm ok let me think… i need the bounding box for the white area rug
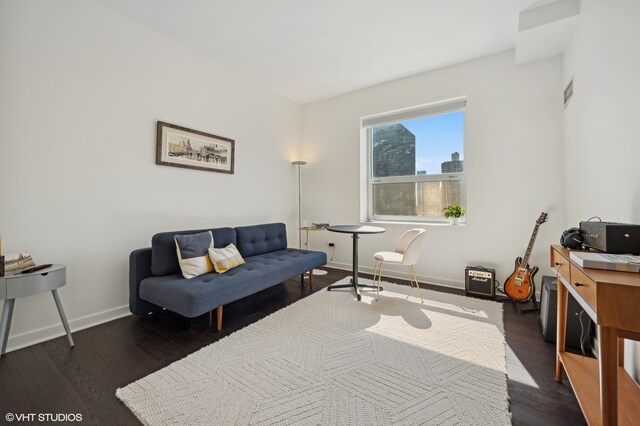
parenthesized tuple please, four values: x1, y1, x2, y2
(117, 279, 510, 425)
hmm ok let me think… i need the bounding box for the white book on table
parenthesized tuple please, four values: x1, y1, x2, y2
(570, 251, 640, 273)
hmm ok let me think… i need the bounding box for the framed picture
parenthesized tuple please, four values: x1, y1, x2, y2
(156, 121, 235, 174)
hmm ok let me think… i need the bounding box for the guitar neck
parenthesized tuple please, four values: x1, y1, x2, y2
(521, 224, 540, 268)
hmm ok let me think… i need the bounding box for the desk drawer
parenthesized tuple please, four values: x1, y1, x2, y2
(551, 248, 570, 281)
(569, 264, 597, 312)
(6, 268, 66, 299)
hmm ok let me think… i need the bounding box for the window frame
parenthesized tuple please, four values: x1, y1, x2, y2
(361, 98, 466, 224)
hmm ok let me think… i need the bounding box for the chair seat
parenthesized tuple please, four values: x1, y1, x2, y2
(374, 251, 403, 264)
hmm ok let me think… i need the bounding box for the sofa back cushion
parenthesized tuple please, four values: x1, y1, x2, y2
(235, 223, 288, 257)
(151, 227, 236, 276)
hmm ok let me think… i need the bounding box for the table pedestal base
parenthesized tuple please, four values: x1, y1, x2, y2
(327, 282, 381, 301)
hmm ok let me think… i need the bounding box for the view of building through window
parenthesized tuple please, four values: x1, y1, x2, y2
(370, 110, 464, 220)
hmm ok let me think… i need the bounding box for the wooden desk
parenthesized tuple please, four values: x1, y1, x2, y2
(551, 245, 640, 425)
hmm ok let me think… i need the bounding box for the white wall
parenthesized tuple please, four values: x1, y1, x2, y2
(302, 51, 565, 289)
(562, 0, 640, 381)
(0, 0, 302, 351)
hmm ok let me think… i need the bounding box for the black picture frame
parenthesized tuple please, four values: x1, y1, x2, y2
(156, 121, 235, 174)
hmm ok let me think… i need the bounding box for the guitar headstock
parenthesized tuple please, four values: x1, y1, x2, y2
(537, 212, 549, 225)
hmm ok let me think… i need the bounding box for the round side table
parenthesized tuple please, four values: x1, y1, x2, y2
(0, 264, 74, 356)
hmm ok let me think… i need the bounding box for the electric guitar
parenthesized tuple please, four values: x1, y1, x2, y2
(504, 212, 549, 302)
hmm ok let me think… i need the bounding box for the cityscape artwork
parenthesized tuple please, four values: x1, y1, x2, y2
(156, 121, 235, 174)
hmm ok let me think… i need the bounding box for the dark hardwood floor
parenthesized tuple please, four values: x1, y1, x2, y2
(0, 268, 585, 425)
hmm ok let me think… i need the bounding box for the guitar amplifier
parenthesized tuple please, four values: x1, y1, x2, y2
(465, 266, 495, 299)
(579, 221, 640, 254)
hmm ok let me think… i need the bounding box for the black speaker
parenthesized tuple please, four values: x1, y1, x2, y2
(465, 266, 495, 299)
(539, 275, 591, 349)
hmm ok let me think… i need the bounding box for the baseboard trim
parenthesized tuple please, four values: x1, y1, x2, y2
(5, 305, 131, 354)
(326, 261, 464, 291)
(326, 262, 543, 300)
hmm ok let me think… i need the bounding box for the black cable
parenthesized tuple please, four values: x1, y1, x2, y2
(471, 265, 492, 270)
(578, 310, 588, 357)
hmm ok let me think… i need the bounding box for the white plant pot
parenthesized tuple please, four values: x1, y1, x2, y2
(449, 217, 459, 225)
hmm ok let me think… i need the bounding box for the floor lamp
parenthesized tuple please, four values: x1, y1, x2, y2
(291, 160, 307, 249)
(291, 160, 327, 277)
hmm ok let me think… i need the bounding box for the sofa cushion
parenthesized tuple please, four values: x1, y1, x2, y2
(175, 231, 215, 279)
(151, 227, 236, 276)
(140, 248, 326, 318)
(235, 223, 287, 257)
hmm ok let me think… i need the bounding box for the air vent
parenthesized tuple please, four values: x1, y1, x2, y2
(564, 78, 574, 108)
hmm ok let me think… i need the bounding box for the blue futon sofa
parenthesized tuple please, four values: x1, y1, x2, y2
(129, 223, 327, 330)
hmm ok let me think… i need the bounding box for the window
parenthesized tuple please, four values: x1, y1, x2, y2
(361, 98, 466, 223)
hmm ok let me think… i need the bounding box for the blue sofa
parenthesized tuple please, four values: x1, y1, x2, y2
(129, 223, 327, 330)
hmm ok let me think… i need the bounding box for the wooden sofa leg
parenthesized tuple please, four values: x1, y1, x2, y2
(217, 305, 223, 331)
(309, 269, 314, 290)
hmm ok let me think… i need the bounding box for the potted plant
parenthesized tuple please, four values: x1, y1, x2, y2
(443, 205, 465, 225)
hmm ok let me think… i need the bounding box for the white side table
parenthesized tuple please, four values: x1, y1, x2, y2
(0, 264, 74, 356)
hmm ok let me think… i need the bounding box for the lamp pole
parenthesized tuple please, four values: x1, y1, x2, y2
(292, 160, 307, 249)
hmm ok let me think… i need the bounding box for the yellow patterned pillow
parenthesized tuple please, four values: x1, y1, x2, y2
(208, 244, 245, 274)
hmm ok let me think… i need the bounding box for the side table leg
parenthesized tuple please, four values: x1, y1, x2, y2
(0, 299, 16, 356)
(52, 290, 74, 347)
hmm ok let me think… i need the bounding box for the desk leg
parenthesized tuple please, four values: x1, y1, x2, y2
(0, 299, 15, 356)
(52, 290, 74, 348)
(556, 279, 568, 382)
(599, 325, 618, 426)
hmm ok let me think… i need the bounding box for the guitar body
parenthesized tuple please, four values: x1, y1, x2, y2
(504, 257, 537, 302)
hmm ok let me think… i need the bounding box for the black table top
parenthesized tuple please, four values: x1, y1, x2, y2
(327, 225, 386, 234)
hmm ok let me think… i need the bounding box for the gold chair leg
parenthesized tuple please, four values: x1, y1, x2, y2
(409, 265, 424, 303)
(373, 261, 379, 299)
(375, 262, 384, 301)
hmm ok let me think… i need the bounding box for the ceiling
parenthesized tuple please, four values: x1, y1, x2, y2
(98, 0, 539, 104)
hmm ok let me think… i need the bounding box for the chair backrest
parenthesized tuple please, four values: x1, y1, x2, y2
(395, 228, 426, 266)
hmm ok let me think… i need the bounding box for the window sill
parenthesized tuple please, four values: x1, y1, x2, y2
(363, 220, 466, 227)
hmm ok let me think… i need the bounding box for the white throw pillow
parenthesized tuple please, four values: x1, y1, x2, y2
(174, 231, 215, 279)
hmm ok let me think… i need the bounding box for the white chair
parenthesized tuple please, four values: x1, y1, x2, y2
(373, 228, 426, 302)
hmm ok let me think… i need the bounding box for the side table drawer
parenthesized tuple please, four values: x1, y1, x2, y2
(569, 264, 597, 312)
(6, 268, 66, 299)
(551, 248, 570, 282)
